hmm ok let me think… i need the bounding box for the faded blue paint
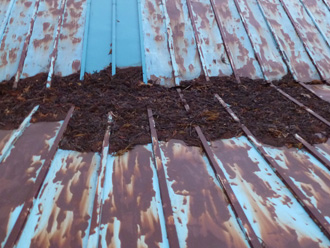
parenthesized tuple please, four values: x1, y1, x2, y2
(189, 0, 233, 77)
(116, 0, 141, 68)
(83, 0, 112, 76)
(137, 0, 147, 83)
(21, 0, 62, 78)
(0, 0, 38, 82)
(0, 0, 16, 44)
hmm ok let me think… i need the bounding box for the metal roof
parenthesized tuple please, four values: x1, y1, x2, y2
(1, 0, 330, 247)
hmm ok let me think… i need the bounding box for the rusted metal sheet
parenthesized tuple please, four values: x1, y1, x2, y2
(162, 0, 202, 82)
(159, 139, 249, 248)
(300, 0, 330, 47)
(279, 0, 330, 83)
(16, 150, 100, 248)
(256, 0, 320, 82)
(140, 0, 175, 86)
(234, 0, 287, 81)
(0, 121, 63, 247)
(98, 144, 169, 248)
(0, 0, 15, 38)
(262, 145, 330, 224)
(211, 0, 263, 79)
(188, 0, 232, 77)
(303, 84, 330, 103)
(314, 139, 330, 163)
(211, 136, 330, 247)
(0, 0, 38, 82)
(54, 0, 87, 76)
(20, 0, 63, 78)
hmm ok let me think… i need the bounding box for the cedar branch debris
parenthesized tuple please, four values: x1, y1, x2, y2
(1, 66, 330, 155)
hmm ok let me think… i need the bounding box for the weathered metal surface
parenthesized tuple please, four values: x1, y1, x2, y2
(0, 0, 16, 41)
(0, 105, 39, 163)
(159, 139, 249, 248)
(0, 0, 38, 82)
(98, 144, 169, 248)
(303, 84, 330, 103)
(211, 136, 330, 248)
(300, 0, 330, 47)
(211, 0, 263, 79)
(162, 0, 202, 82)
(0, 130, 12, 155)
(234, 0, 287, 81)
(20, 0, 63, 78)
(16, 150, 100, 248)
(54, 0, 87, 76)
(0, 121, 63, 247)
(256, 0, 320, 82)
(263, 145, 330, 224)
(141, 0, 175, 86)
(314, 139, 330, 164)
(279, 0, 330, 83)
(188, 0, 232, 77)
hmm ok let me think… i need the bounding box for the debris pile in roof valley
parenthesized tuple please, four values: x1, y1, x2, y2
(1, 66, 330, 154)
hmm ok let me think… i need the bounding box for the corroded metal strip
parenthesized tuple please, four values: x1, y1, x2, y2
(46, 0, 67, 88)
(98, 144, 169, 248)
(278, 0, 330, 83)
(20, 0, 65, 80)
(0, 105, 39, 163)
(257, 0, 320, 82)
(208, 0, 240, 82)
(271, 84, 330, 127)
(147, 108, 180, 248)
(15, 150, 100, 248)
(162, 0, 202, 82)
(188, 0, 232, 77)
(13, 0, 41, 86)
(0, 130, 12, 155)
(233, 0, 287, 81)
(194, 126, 262, 248)
(4, 106, 74, 248)
(211, 137, 330, 247)
(54, 0, 87, 76)
(185, 0, 209, 80)
(0, 0, 38, 82)
(159, 140, 250, 247)
(177, 93, 262, 247)
(295, 133, 330, 171)
(140, 0, 174, 86)
(177, 88, 190, 111)
(210, 0, 263, 80)
(215, 93, 330, 240)
(299, 0, 330, 49)
(87, 114, 111, 247)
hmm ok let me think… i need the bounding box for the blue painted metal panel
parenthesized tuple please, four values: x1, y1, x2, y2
(97, 144, 169, 248)
(21, 0, 62, 78)
(211, 136, 330, 247)
(140, 0, 175, 86)
(54, 0, 87, 76)
(263, 145, 330, 224)
(163, 0, 202, 83)
(16, 149, 100, 248)
(189, 0, 233, 77)
(280, 0, 330, 83)
(212, 0, 263, 79)
(257, 0, 320, 82)
(159, 140, 249, 248)
(116, 0, 142, 68)
(234, 0, 287, 81)
(0, 0, 38, 82)
(84, 0, 112, 74)
(0, 0, 16, 41)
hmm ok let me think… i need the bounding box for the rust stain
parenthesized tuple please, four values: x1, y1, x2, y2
(0, 122, 62, 245)
(99, 146, 164, 247)
(71, 59, 80, 72)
